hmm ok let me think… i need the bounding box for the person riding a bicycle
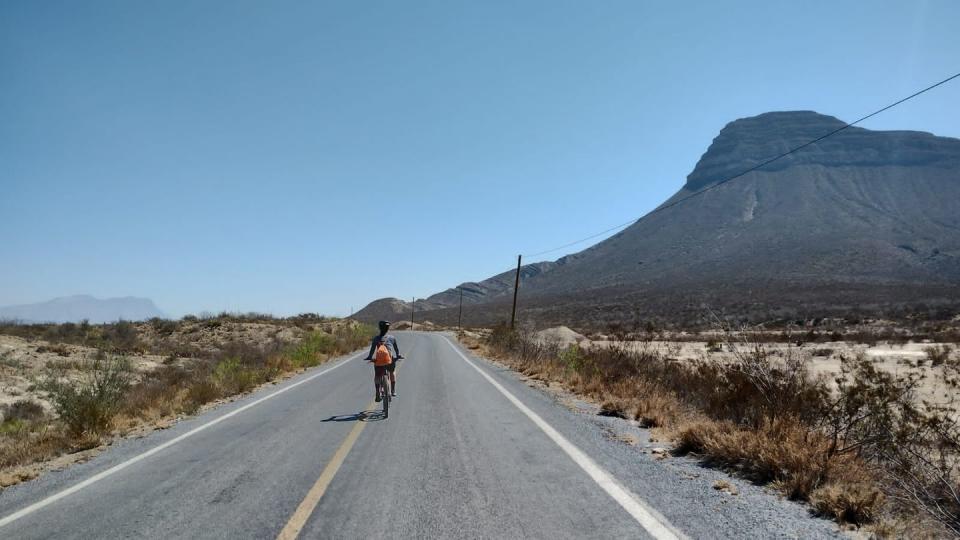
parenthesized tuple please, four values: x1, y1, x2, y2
(365, 320, 402, 402)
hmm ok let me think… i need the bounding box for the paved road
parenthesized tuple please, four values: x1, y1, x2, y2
(0, 332, 840, 539)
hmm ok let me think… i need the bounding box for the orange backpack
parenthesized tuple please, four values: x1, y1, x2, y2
(374, 339, 393, 366)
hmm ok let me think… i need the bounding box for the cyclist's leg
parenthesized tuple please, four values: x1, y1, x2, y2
(374, 365, 385, 401)
(387, 361, 396, 395)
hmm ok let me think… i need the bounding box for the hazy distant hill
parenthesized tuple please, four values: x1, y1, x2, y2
(0, 295, 165, 324)
(356, 111, 960, 328)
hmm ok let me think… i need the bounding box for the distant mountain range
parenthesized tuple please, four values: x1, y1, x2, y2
(0, 295, 165, 324)
(356, 111, 960, 328)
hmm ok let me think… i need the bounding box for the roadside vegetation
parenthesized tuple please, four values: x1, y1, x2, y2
(0, 315, 373, 487)
(479, 322, 960, 536)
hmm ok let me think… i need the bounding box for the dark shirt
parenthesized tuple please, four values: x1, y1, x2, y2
(365, 333, 401, 361)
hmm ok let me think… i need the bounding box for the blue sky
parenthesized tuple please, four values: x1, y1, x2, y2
(2, 1, 958, 317)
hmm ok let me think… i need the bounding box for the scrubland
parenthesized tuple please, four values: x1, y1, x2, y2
(471, 320, 960, 537)
(0, 314, 373, 487)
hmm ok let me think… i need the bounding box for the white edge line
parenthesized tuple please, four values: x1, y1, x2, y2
(440, 336, 687, 540)
(0, 351, 365, 529)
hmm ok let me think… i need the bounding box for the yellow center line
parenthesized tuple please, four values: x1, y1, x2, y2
(277, 364, 399, 540)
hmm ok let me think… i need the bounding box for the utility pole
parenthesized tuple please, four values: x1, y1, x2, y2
(411, 297, 415, 331)
(457, 286, 463, 335)
(510, 254, 521, 329)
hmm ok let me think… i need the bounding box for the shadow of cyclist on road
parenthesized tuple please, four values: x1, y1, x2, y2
(321, 410, 385, 423)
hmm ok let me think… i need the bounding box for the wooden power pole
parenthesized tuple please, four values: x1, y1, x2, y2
(510, 254, 521, 329)
(411, 297, 415, 331)
(457, 287, 463, 334)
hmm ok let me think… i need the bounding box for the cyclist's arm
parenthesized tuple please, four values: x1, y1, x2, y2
(364, 339, 376, 360)
(392, 338, 402, 359)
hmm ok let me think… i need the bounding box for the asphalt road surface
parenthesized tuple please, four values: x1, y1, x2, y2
(0, 332, 841, 539)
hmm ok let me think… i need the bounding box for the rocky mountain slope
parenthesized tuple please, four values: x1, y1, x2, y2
(356, 111, 960, 327)
(0, 295, 165, 323)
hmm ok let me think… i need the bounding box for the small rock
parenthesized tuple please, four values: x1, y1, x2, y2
(713, 480, 739, 495)
(651, 447, 669, 460)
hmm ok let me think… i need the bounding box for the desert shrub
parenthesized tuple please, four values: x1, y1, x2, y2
(41, 354, 131, 436)
(121, 365, 194, 420)
(1, 400, 46, 424)
(212, 357, 260, 394)
(675, 417, 835, 498)
(811, 481, 885, 525)
(332, 322, 374, 352)
(824, 353, 960, 534)
(36, 344, 71, 356)
(559, 344, 589, 374)
(0, 351, 22, 369)
(97, 320, 142, 352)
(217, 340, 278, 367)
(925, 344, 954, 367)
(288, 332, 336, 368)
(185, 378, 220, 412)
(0, 422, 74, 471)
(45, 358, 87, 371)
(155, 338, 206, 360)
(149, 318, 179, 336)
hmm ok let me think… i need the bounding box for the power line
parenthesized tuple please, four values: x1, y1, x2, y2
(523, 70, 960, 259)
(525, 218, 639, 258)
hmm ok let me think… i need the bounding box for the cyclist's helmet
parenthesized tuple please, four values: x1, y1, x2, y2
(378, 320, 391, 332)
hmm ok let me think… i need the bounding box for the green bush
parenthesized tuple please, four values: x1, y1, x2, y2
(559, 344, 589, 374)
(289, 332, 336, 368)
(212, 357, 259, 394)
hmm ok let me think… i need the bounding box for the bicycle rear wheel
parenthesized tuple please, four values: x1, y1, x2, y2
(380, 373, 390, 418)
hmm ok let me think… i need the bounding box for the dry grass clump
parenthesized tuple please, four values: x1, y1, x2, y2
(484, 322, 960, 534)
(674, 416, 881, 518)
(811, 480, 885, 525)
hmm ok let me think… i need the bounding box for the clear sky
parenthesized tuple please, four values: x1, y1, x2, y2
(2, 1, 958, 317)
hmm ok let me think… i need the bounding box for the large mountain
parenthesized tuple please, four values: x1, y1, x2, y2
(356, 111, 960, 328)
(0, 295, 165, 324)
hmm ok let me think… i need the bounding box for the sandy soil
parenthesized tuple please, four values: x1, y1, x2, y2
(136, 320, 306, 356)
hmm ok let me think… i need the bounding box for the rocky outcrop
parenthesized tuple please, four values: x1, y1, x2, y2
(352, 297, 411, 324)
(358, 111, 960, 327)
(682, 111, 960, 192)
